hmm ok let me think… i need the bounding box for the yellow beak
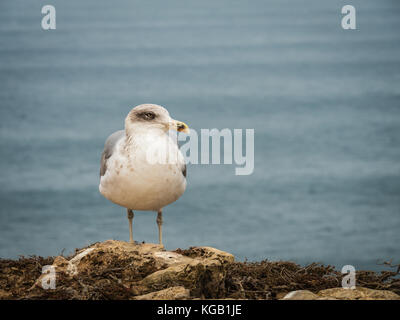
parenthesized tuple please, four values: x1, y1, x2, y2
(170, 119, 190, 133)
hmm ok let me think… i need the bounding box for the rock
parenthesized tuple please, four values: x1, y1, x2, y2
(153, 251, 193, 266)
(141, 261, 201, 288)
(141, 246, 234, 298)
(28, 240, 233, 299)
(175, 247, 235, 265)
(32, 241, 164, 289)
(282, 287, 400, 300)
(318, 287, 400, 300)
(68, 240, 164, 276)
(282, 290, 319, 300)
(133, 286, 190, 300)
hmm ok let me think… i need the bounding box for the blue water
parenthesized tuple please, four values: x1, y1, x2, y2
(0, 0, 399, 272)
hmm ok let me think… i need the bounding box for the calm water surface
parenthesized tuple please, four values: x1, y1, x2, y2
(0, 0, 399, 271)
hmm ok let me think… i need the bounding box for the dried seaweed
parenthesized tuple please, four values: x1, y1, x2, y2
(1, 252, 399, 300)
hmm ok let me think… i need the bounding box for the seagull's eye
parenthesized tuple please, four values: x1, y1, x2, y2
(140, 112, 156, 120)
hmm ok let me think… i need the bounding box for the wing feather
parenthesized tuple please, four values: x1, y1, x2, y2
(100, 130, 124, 177)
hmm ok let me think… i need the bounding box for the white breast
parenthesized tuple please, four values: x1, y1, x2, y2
(99, 131, 186, 211)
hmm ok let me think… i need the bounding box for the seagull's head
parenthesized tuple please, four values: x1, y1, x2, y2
(125, 104, 189, 135)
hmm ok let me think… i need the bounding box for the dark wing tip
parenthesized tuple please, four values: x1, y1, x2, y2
(182, 163, 187, 178)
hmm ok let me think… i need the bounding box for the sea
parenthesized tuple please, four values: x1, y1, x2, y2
(0, 0, 399, 271)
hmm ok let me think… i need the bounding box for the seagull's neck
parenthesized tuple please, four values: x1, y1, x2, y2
(124, 127, 167, 149)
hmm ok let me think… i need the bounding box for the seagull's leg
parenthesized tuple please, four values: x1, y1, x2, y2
(157, 209, 163, 245)
(127, 209, 134, 243)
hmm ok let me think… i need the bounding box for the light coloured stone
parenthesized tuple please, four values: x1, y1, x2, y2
(141, 247, 230, 298)
(141, 261, 202, 287)
(282, 287, 400, 300)
(282, 290, 319, 300)
(183, 247, 235, 264)
(153, 251, 193, 266)
(318, 287, 400, 300)
(30, 240, 232, 298)
(63, 240, 164, 275)
(133, 286, 190, 300)
(136, 243, 232, 299)
(67, 248, 95, 275)
(53, 256, 69, 267)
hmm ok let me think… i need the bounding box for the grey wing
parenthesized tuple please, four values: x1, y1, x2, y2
(100, 130, 124, 177)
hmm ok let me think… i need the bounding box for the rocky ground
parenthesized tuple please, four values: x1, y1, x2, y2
(0, 240, 399, 300)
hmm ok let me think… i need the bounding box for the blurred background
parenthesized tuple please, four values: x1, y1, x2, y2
(0, 0, 399, 271)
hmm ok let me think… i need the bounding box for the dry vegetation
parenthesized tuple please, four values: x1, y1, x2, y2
(1, 246, 399, 300)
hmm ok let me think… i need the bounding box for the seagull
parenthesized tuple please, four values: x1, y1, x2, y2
(99, 104, 189, 245)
